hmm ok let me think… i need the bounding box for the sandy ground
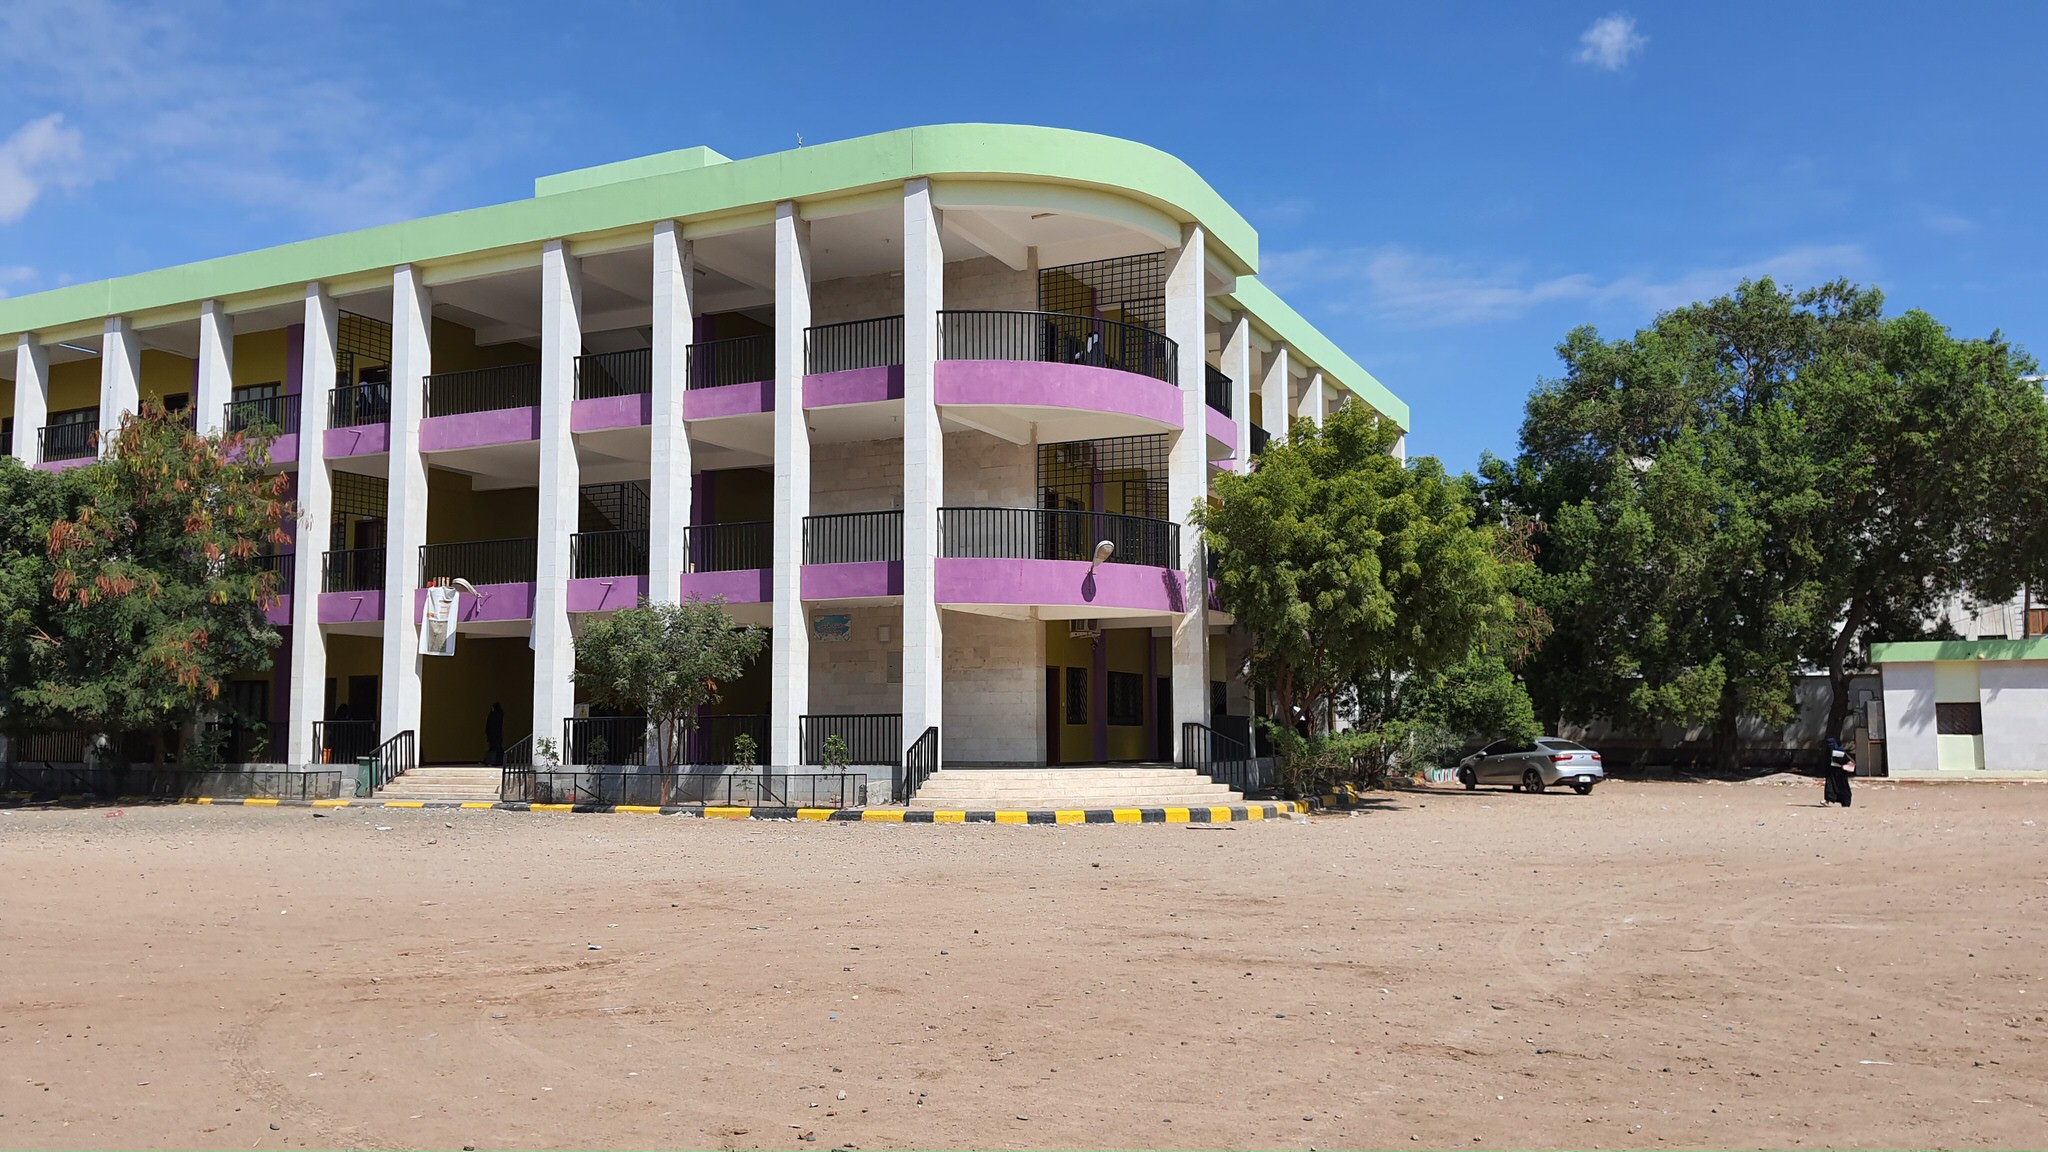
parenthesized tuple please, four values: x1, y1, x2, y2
(2, 778, 2045, 1151)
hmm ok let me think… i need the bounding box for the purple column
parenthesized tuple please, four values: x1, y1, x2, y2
(286, 323, 305, 396)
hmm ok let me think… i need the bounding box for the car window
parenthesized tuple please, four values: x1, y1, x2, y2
(1480, 740, 1508, 756)
(1539, 738, 1588, 752)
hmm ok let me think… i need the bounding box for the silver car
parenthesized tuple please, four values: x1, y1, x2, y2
(1457, 737, 1604, 795)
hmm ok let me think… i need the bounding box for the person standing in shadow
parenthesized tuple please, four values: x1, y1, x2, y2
(1823, 737, 1854, 808)
(485, 702, 505, 767)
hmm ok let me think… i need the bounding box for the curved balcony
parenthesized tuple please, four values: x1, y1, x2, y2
(934, 310, 1183, 441)
(936, 506, 1188, 616)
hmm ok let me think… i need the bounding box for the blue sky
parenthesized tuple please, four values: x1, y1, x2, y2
(2, 1, 2041, 471)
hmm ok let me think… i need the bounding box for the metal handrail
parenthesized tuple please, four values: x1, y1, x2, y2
(800, 713, 903, 768)
(688, 334, 774, 390)
(683, 714, 769, 766)
(423, 363, 540, 417)
(938, 507, 1180, 569)
(38, 417, 98, 462)
(564, 716, 650, 767)
(803, 510, 903, 564)
(1249, 422, 1271, 457)
(367, 729, 416, 793)
(1205, 365, 1232, 416)
(255, 551, 295, 598)
(329, 382, 391, 428)
(571, 529, 650, 578)
(576, 349, 652, 399)
(501, 769, 865, 809)
(312, 719, 378, 767)
(418, 538, 538, 586)
(502, 733, 534, 767)
(322, 547, 387, 593)
(685, 520, 773, 572)
(1179, 721, 1264, 796)
(900, 725, 939, 802)
(937, 309, 1178, 386)
(224, 392, 300, 436)
(806, 315, 904, 375)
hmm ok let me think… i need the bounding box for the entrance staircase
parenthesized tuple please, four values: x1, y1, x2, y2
(374, 764, 502, 803)
(907, 764, 1243, 810)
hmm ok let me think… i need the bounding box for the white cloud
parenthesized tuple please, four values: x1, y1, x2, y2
(0, 263, 37, 297)
(1575, 13, 1647, 71)
(1263, 243, 1873, 327)
(0, 113, 88, 223)
(1921, 209, 1978, 236)
(0, 0, 543, 232)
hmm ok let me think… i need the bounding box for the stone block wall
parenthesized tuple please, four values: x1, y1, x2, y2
(941, 610, 1045, 764)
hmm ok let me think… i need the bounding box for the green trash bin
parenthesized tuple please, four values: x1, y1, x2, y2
(356, 756, 379, 798)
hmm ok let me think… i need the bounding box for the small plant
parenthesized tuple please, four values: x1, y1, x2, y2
(822, 733, 851, 770)
(536, 737, 561, 768)
(730, 731, 759, 771)
(587, 734, 610, 766)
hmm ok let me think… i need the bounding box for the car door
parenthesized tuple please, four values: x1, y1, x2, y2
(1491, 739, 1536, 783)
(1471, 740, 1507, 782)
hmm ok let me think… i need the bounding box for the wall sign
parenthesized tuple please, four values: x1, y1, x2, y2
(811, 613, 853, 643)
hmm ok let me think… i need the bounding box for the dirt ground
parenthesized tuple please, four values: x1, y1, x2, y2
(2, 778, 2045, 1151)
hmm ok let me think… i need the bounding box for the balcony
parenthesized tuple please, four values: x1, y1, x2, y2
(570, 528, 649, 579)
(933, 311, 1184, 438)
(805, 316, 904, 408)
(935, 506, 1188, 615)
(330, 382, 391, 428)
(802, 510, 903, 599)
(1205, 365, 1232, 417)
(419, 538, 537, 586)
(572, 349, 652, 434)
(682, 334, 775, 419)
(1249, 422, 1271, 457)
(256, 551, 294, 626)
(421, 364, 541, 453)
(38, 413, 98, 464)
(680, 520, 773, 603)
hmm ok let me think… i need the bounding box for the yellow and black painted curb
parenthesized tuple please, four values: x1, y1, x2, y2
(4, 793, 1307, 825)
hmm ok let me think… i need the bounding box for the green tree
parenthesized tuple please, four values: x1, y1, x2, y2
(0, 458, 82, 737)
(17, 402, 291, 764)
(571, 596, 768, 770)
(1197, 401, 1530, 744)
(1489, 278, 2048, 764)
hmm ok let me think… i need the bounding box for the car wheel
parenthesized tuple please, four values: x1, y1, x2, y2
(1459, 767, 1477, 791)
(1523, 768, 1546, 795)
(1571, 782, 1594, 796)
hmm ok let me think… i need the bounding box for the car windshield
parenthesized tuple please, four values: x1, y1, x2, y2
(1539, 738, 1589, 751)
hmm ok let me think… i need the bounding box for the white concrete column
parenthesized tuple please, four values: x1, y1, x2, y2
(381, 265, 432, 743)
(532, 241, 583, 749)
(1302, 370, 1328, 429)
(100, 316, 139, 449)
(288, 285, 338, 765)
(196, 301, 234, 436)
(1261, 344, 1292, 444)
(12, 335, 48, 464)
(1165, 225, 1212, 746)
(648, 221, 693, 604)
(1222, 312, 1252, 469)
(901, 179, 944, 773)
(1391, 432, 1406, 463)
(770, 202, 812, 770)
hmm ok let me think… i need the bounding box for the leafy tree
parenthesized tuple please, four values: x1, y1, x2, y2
(16, 402, 291, 764)
(1488, 278, 2048, 764)
(1197, 401, 1531, 746)
(0, 458, 81, 737)
(571, 597, 768, 770)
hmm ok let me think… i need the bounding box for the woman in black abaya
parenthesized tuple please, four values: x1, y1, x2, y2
(1823, 738, 1854, 807)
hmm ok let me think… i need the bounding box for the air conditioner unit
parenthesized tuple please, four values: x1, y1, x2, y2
(1069, 619, 1101, 639)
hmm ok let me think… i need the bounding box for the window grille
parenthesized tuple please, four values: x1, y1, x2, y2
(336, 311, 392, 386)
(328, 471, 388, 551)
(1037, 435, 1170, 519)
(1039, 254, 1165, 335)
(1107, 671, 1145, 727)
(1064, 666, 1090, 724)
(1935, 702, 1983, 736)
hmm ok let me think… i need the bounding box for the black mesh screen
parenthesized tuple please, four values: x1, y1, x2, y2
(337, 311, 392, 386)
(1039, 254, 1165, 334)
(1037, 435, 1170, 518)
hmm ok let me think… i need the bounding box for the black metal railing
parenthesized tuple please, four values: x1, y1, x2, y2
(1205, 365, 1232, 416)
(803, 510, 902, 565)
(322, 547, 386, 593)
(939, 507, 1180, 569)
(686, 520, 773, 572)
(682, 714, 770, 766)
(38, 420, 97, 462)
(576, 348, 652, 400)
(423, 363, 540, 418)
(688, 334, 774, 390)
(502, 733, 534, 768)
(0, 764, 344, 801)
(564, 716, 649, 767)
(255, 551, 295, 598)
(500, 769, 866, 809)
(900, 725, 939, 802)
(365, 729, 416, 793)
(313, 720, 379, 767)
(418, 538, 538, 586)
(938, 310, 1177, 385)
(571, 529, 650, 578)
(1180, 721, 1265, 796)
(1249, 422, 1271, 457)
(7, 730, 92, 763)
(801, 713, 902, 767)
(806, 315, 903, 375)
(224, 394, 301, 436)
(330, 382, 391, 428)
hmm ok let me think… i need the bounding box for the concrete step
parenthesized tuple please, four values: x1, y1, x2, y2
(375, 765, 504, 801)
(909, 795, 1247, 810)
(908, 766, 1244, 810)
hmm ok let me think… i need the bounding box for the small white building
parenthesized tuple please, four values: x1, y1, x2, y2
(1872, 639, 2048, 778)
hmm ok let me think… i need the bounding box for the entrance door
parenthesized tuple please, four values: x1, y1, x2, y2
(1045, 667, 1061, 765)
(1155, 677, 1173, 762)
(347, 676, 379, 731)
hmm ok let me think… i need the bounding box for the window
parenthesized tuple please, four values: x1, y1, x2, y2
(1935, 702, 1983, 736)
(1210, 680, 1227, 717)
(1107, 671, 1144, 727)
(1064, 667, 1089, 724)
